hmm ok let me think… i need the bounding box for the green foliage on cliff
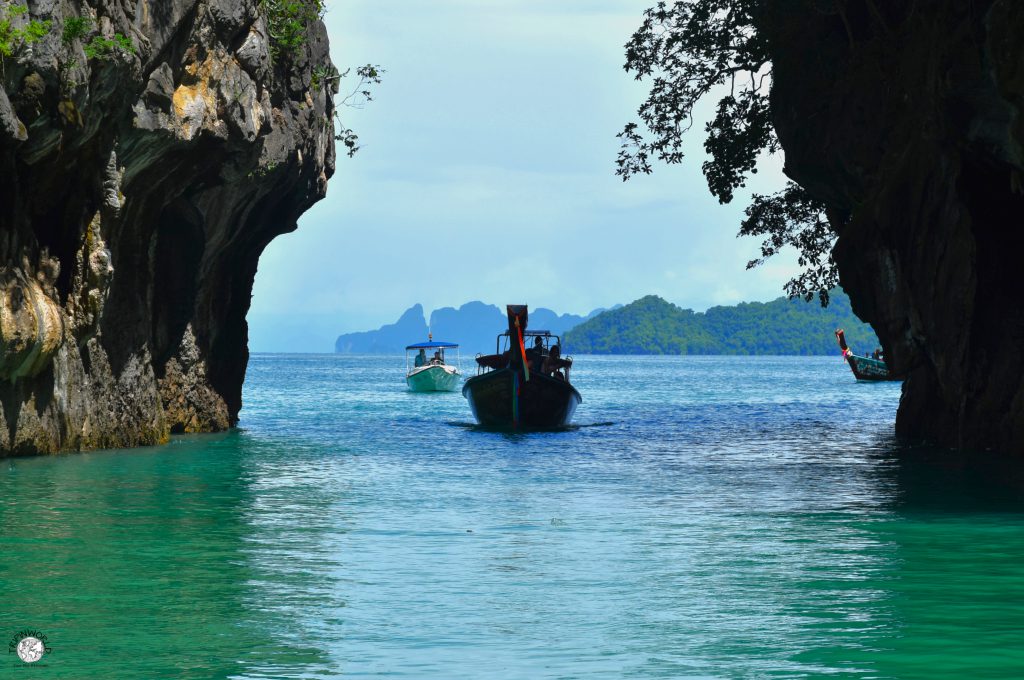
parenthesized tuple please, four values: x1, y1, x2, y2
(0, 4, 51, 68)
(61, 15, 90, 46)
(618, 2, 836, 304)
(59, 14, 133, 58)
(257, 1, 383, 158)
(564, 291, 879, 355)
(260, 0, 326, 60)
(55, 14, 133, 94)
(83, 33, 135, 60)
(311, 63, 338, 93)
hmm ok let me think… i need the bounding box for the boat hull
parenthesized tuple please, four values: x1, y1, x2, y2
(407, 365, 461, 392)
(846, 355, 899, 381)
(462, 368, 581, 429)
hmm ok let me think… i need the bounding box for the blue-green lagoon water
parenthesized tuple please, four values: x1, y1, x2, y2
(3, 355, 1024, 678)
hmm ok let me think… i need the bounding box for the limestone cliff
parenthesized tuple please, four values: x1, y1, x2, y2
(761, 1, 1024, 452)
(0, 0, 335, 454)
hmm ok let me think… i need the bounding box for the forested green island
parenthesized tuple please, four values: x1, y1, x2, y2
(564, 291, 879, 355)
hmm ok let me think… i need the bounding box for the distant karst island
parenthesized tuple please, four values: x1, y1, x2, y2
(334, 302, 612, 356)
(335, 292, 878, 356)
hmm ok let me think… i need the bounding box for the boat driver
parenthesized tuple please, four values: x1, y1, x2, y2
(526, 336, 545, 372)
(415, 349, 427, 367)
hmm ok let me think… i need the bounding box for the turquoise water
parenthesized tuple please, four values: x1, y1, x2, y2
(3, 355, 1024, 678)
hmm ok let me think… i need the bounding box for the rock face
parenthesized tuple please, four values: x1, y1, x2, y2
(0, 1, 335, 454)
(761, 1, 1024, 452)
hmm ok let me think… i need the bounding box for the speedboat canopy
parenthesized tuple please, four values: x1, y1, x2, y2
(405, 341, 459, 350)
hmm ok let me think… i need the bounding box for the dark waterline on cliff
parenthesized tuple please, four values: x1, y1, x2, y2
(2, 355, 1024, 677)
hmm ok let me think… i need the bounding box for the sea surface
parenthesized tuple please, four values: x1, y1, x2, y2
(3, 355, 1024, 678)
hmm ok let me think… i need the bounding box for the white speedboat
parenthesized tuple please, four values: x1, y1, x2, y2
(406, 340, 461, 392)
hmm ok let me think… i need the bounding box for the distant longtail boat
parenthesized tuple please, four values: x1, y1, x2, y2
(835, 329, 901, 381)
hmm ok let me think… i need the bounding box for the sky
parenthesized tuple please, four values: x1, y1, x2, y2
(247, 0, 796, 352)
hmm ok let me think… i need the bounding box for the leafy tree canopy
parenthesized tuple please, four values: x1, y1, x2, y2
(618, 1, 836, 304)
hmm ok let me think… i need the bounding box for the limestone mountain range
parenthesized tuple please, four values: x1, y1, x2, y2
(334, 302, 609, 356)
(334, 292, 878, 357)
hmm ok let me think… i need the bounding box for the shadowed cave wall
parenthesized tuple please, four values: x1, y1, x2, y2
(762, 0, 1024, 452)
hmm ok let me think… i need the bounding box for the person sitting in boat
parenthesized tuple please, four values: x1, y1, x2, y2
(872, 347, 883, 361)
(525, 336, 546, 372)
(431, 350, 442, 365)
(414, 349, 427, 367)
(542, 344, 571, 381)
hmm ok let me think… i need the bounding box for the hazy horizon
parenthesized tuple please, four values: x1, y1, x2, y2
(247, 0, 796, 352)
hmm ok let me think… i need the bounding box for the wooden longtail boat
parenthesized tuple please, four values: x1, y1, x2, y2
(835, 329, 901, 381)
(462, 305, 582, 429)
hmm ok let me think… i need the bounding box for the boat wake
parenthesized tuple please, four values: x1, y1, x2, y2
(445, 421, 614, 431)
(446, 421, 485, 429)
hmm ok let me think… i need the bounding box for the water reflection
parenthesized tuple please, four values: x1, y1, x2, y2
(875, 438, 1024, 512)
